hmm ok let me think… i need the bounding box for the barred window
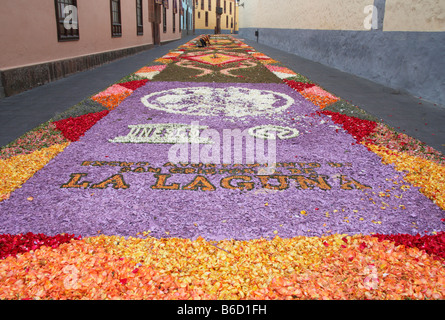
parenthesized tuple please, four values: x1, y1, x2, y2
(110, 0, 122, 37)
(163, 3, 167, 32)
(136, 0, 143, 35)
(55, 0, 79, 41)
(172, 9, 176, 32)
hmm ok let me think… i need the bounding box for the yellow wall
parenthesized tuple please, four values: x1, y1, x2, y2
(238, 0, 445, 32)
(384, 0, 445, 32)
(195, 0, 238, 32)
(238, 0, 374, 31)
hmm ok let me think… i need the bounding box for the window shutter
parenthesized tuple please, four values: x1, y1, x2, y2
(148, 0, 155, 22)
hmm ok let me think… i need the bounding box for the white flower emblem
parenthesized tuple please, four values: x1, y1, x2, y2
(248, 125, 300, 140)
(141, 87, 295, 117)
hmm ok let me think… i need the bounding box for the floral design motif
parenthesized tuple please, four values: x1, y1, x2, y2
(301, 86, 339, 101)
(248, 125, 300, 140)
(170, 50, 258, 78)
(91, 84, 133, 110)
(183, 52, 249, 66)
(140, 86, 295, 117)
(249, 52, 278, 64)
(285, 80, 340, 108)
(92, 84, 133, 98)
(134, 65, 167, 79)
(265, 65, 297, 79)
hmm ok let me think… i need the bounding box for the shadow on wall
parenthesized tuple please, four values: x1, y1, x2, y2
(238, 27, 445, 107)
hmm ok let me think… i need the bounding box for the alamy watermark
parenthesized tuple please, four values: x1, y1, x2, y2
(108, 121, 294, 174)
(63, 264, 80, 290)
(63, 5, 379, 31)
(363, 5, 379, 30)
(166, 123, 278, 169)
(63, 5, 78, 30)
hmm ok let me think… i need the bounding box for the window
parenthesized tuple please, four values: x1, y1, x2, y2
(110, 0, 122, 37)
(208, 0, 211, 11)
(136, 0, 143, 35)
(173, 8, 175, 32)
(198, 11, 200, 19)
(230, 1, 232, 14)
(55, 0, 79, 41)
(224, 0, 226, 13)
(226, 15, 228, 28)
(163, 3, 167, 32)
(173, 0, 178, 33)
(201, 0, 204, 10)
(231, 17, 233, 28)
(205, 11, 208, 27)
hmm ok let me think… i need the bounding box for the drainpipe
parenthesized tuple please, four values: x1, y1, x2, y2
(193, 0, 195, 34)
(234, 0, 236, 34)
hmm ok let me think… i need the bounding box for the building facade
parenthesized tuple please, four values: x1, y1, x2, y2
(238, 0, 445, 106)
(194, 0, 239, 35)
(181, 0, 194, 35)
(0, 0, 182, 98)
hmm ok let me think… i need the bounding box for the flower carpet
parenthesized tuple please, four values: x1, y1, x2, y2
(0, 35, 444, 300)
(153, 37, 282, 84)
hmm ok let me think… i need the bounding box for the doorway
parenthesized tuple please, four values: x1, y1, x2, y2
(149, 0, 161, 45)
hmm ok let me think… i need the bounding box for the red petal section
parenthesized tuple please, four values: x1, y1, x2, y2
(373, 232, 445, 261)
(53, 110, 109, 142)
(118, 79, 149, 91)
(319, 110, 378, 143)
(0, 233, 80, 259)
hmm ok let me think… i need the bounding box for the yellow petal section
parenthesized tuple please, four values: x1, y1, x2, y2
(0, 143, 70, 199)
(366, 143, 445, 210)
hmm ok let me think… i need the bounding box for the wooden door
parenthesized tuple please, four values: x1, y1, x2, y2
(149, 0, 161, 45)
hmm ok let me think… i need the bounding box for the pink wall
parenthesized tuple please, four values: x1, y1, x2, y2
(0, 0, 181, 70)
(160, 1, 182, 42)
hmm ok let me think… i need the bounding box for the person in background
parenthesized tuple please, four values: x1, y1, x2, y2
(197, 35, 211, 47)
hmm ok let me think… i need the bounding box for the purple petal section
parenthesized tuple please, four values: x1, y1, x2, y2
(0, 82, 443, 240)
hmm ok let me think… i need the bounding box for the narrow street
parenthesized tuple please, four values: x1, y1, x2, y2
(0, 34, 444, 301)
